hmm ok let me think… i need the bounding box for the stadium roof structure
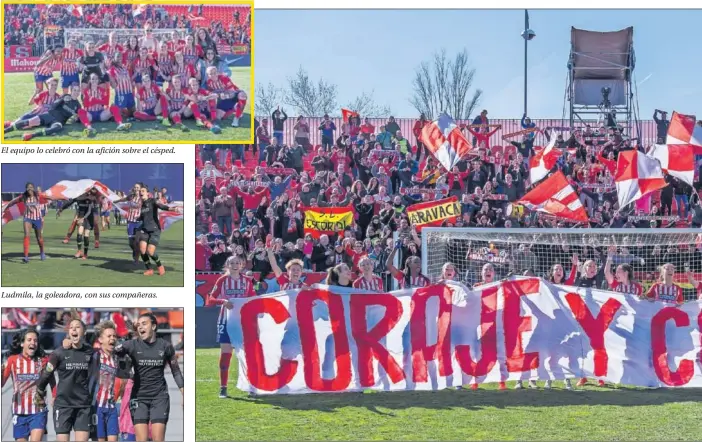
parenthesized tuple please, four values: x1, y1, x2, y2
(566, 26, 640, 139)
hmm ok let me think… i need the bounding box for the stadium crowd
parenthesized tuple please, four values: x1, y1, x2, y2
(195, 111, 702, 295)
(4, 3, 251, 56)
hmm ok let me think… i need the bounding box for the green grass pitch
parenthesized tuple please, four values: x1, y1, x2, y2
(196, 347, 702, 441)
(1, 209, 184, 286)
(2, 68, 251, 142)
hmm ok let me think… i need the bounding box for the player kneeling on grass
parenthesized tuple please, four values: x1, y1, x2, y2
(163, 74, 190, 132)
(134, 73, 172, 126)
(5, 77, 61, 130)
(113, 313, 184, 442)
(183, 77, 221, 134)
(4, 182, 47, 263)
(77, 73, 132, 137)
(137, 185, 171, 276)
(2, 327, 53, 442)
(35, 317, 94, 442)
(4, 84, 82, 141)
(205, 66, 247, 127)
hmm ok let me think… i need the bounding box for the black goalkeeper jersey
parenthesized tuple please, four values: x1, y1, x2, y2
(36, 343, 95, 409)
(115, 338, 184, 400)
(62, 196, 95, 218)
(79, 52, 105, 77)
(46, 95, 82, 124)
(139, 198, 170, 233)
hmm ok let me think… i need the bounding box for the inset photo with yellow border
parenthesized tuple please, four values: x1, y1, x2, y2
(1, 1, 253, 144)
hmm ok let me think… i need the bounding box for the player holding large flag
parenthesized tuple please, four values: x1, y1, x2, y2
(207, 255, 256, 398)
(1, 327, 54, 442)
(4, 182, 47, 263)
(205, 66, 247, 127)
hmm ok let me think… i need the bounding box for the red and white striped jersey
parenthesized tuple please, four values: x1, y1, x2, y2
(101, 198, 112, 212)
(122, 48, 139, 67)
(97, 43, 123, 62)
(108, 66, 134, 95)
(82, 87, 109, 112)
(610, 280, 643, 297)
(137, 84, 161, 110)
(209, 274, 256, 324)
(166, 86, 188, 112)
(3, 354, 48, 415)
(395, 273, 430, 289)
(23, 195, 43, 220)
(645, 282, 684, 304)
(353, 275, 384, 292)
(95, 349, 118, 408)
(277, 274, 304, 290)
(32, 90, 61, 111)
(206, 75, 238, 98)
(60, 47, 83, 75)
(131, 56, 155, 77)
(35, 57, 59, 76)
(181, 44, 203, 67)
(125, 195, 141, 223)
(167, 40, 185, 52)
(171, 63, 197, 81)
(153, 51, 174, 75)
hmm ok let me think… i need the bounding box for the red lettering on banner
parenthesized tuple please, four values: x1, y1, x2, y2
(296, 290, 352, 391)
(350, 294, 405, 387)
(565, 293, 622, 377)
(651, 307, 693, 386)
(240, 298, 298, 391)
(502, 280, 540, 372)
(410, 285, 453, 382)
(455, 286, 498, 377)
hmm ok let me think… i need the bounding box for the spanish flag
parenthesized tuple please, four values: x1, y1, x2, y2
(302, 205, 354, 238)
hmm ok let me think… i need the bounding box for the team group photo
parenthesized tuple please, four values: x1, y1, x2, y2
(1, 307, 185, 442)
(2, 3, 252, 142)
(1, 163, 184, 287)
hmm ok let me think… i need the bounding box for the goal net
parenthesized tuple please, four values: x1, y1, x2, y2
(51, 28, 191, 50)
(421, 227, 702, 300)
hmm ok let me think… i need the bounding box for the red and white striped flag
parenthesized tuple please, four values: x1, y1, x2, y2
(2, 198, 24, 226)
(518, 171, 588, 223)
(666, 111, 702, 148)
(614, 150, 668, 209)
(420, 113, 474, 172)
(159, 211, 183, 231)
(529, 134, 561, 184)
(67, 4, 83, 17)
(647, 143, 695, 186)
(44, 179, 121, 202)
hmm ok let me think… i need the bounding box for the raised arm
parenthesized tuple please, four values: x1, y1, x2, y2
(267, 247, 283, 278)
(385, 244, 403, 280)
(604, 247, 616, 286)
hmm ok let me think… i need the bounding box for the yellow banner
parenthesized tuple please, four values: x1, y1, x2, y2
(303, 207, 354, 237)
(406, 196, 461, 228)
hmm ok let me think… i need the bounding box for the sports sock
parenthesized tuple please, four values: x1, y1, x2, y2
(236, 97, 247, 118)
(77, 234, 83, 251)
(109, 105, 124, 124)
(141, 253, 151, 269)
(77, 109, 92, 128)
(150, 253, 162, 267)
(134, 111, 157, 121)
(219, 352, 232, 388)
(83, 236, 89, 256)
(38, 238, 44, 253)
(23, 237, 30, 257)
(159, 96, 170, 118)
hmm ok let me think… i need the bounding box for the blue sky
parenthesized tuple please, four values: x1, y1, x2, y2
(254, 9, 702, 119)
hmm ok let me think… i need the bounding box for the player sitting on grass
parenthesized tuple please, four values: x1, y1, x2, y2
(108, 53, 137, 119)
(183, 77, 221, 134)
(5, 77, 61, 129)
(76, 73, 132, 137)
(205, 66, 247, 127)
(134, 73, 171, 126)
(4, 84, 82, 141)
(163, 74, 190, 132)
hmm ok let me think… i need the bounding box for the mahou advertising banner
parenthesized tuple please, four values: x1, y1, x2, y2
(5, 56, 40, 73)
(227, 278, 702, 395)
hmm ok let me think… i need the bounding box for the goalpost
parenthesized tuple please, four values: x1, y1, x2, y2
(421, 227, 702, 300)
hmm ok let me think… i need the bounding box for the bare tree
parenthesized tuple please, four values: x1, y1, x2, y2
(255, 82, 280, 118)
(409, 49, 482, 120)
(345, 90, 392, 118)
(282, 66, 338, 117)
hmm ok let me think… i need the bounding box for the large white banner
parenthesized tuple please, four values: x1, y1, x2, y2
(226, 278, 702, 395)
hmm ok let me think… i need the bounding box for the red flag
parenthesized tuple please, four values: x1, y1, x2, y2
(529, 135, 561, 184)
(647, 143, 695, 186)
(614, 150, 667, 209)
(341, 108, 359, 123)
(667, 111, 702, 148)
(596, 152, 617, 175)
(420, 113, 474, 172)
(67, 5, 83, 17)
(519, 171, 589, 223)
